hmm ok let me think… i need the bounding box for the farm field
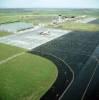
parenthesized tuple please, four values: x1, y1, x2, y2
(0, 43, 57, 100)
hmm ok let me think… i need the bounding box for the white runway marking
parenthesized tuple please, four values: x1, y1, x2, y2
(81, 57, 99, 100)
(58, 58, 74, 100)
(43, 53, 75, 100)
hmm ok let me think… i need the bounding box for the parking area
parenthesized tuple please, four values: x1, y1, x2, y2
(0, 28, 71, 50)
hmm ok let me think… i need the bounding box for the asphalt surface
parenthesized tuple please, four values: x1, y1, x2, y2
(31, 31, 99, 100)
(88, 19, 99, 24)
(82, 46, 99, 100)
(1, 19, 99, 100)
(31, 51, 73, 100)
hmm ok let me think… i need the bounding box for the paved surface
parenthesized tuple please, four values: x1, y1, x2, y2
(0, 18, 98, 100)
(31, 51, 74, 100)
(31, 31, 99, 100)
(88, 19, 99, 24)
(0, 22, 33, 33)
(0, 28, 71, 50)
(82, 46, 99, 100)
(76, 18, 96, 23)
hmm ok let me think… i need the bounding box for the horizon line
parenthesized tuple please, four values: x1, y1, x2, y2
(0, 7, 99, 9)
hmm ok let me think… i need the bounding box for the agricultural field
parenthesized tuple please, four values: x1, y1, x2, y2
(0, 43, 57, 100)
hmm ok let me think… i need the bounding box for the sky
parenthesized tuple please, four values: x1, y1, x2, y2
(0, 0, 99, 8)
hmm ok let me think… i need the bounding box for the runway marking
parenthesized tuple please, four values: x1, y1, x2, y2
(41, 52, 75, 100)
(41, 49, 99, 100)
(58, 58, 75, 100)
(36, 48, 98, 100)
(0, 52, 25, 65)
(81, 57, 99, 100)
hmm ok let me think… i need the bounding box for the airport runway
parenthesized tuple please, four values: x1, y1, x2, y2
(31, 31, 99, 100)
(0, 19, 99, 100)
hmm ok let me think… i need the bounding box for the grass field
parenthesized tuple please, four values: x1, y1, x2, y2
(48, 22, 99, 31)
(0, 43, 58, 100)
(0, 31, 12, 37)
(0, 43, 24, 61)
(0, 8, 99, 25)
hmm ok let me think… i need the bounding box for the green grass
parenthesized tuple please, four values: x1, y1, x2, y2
(0, 9, 99, 25)
(0, 16, 20, 24)
(0, 31, 12, 37)
(48, 22, 99, 32)
(0, 43, 25, 61)
(0, 44, 58, 100)
(0, 15, 52, 25)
